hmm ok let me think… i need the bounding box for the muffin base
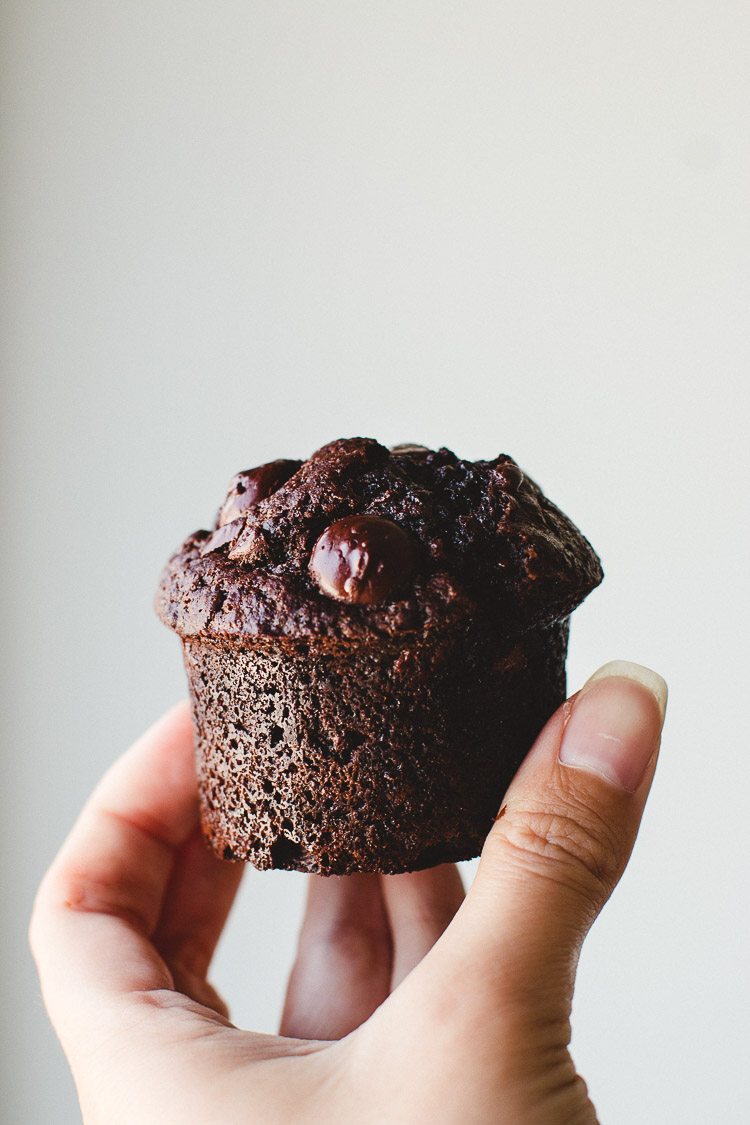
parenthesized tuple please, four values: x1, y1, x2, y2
(183, 619, 569, 875)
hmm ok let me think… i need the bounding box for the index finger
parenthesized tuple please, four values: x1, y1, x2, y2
(29, 703, 209, 1040)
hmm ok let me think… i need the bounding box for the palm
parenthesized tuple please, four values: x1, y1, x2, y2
(98, 855, 475, 1124)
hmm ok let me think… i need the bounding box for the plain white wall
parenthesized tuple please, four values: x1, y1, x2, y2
(2, 3, 748, 1122)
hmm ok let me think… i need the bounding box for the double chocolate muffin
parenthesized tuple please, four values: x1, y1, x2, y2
(156, 438, 602, 875)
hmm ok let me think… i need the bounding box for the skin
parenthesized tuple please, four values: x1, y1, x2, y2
(30, 664, 666, 1124)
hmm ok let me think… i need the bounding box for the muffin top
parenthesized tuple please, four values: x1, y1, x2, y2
(155, 438, 603, 642)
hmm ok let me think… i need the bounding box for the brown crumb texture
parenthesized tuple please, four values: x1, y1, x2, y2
(184, 620, 568, 875)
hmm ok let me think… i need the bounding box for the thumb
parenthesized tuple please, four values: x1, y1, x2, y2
(445, 660, 667, 1019)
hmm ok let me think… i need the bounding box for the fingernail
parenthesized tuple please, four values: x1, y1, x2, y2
(559, 661, 668, 791)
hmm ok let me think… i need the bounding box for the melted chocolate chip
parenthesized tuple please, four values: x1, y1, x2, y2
(493, 460, 524, 493)
(218, 459, 301, 526)
(309, 515, 417, 605)
(200, 518, 245, 556)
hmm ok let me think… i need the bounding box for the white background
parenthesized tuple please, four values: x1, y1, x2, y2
(2, 3, 749, 1122)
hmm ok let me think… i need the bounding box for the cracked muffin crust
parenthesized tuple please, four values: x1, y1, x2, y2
(156, 438, 602, 874)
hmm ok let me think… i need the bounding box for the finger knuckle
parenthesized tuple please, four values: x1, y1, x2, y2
(492, 796, 623, 900)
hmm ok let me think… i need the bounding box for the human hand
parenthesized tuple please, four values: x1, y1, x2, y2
(30, 660, 666, 1124)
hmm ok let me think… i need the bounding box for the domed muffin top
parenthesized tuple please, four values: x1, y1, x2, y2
(156, 437, 602, 641)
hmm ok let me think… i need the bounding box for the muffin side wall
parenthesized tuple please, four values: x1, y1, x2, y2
(182, 622, 569, 875)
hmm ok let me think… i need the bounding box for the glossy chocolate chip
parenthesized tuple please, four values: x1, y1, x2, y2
(200, 518, 245, 556)
(218, 459, 301, 526)
(493, 459, 524, 493)
(309, 515, 417, 605)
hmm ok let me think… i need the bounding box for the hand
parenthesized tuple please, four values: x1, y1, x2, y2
(30, 660, 666, 1124)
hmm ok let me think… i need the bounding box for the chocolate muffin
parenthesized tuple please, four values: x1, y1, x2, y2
(156, 438, 602, 875)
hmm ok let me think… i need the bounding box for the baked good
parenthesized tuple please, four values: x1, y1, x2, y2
(156, 438, 602, 875)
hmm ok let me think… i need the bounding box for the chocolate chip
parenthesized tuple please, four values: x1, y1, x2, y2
(309, 515, 417, 605)
(493, 459, 524, 493)
(200, 518, 245, 556)
(390, 443, 430, 455)
(218, 459, 301, 526)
